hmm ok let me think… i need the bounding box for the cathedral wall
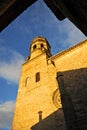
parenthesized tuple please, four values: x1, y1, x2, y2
(12, 52, 66, 130)
(54, 40, 87, 71)
(12, 38, 87, 130)
(53, 40, 87, 130)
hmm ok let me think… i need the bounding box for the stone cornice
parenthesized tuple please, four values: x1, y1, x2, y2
(51, 39, 87, 60)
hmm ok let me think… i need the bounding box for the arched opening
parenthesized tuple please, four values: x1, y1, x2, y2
(33, 44, 37, 50)
(41, 44, 44, 48)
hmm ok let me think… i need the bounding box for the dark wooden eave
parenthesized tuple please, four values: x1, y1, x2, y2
(44, 0, 87, 36)
(0, 0, 87, 36)
(0, 0, 37, 32)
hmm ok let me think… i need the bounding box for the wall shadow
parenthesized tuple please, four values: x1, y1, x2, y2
(31, 108, 67, 130)
(57, 67, 87, 130)
(31, 68, 87, 130)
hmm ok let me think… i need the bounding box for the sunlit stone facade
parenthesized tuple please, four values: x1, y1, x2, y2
(12, 37, 87, 130)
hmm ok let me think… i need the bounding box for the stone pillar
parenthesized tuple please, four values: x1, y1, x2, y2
(56, 72, 79, 130)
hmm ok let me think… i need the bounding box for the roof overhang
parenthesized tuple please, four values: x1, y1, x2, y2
(44, 0, 87, 36)
(0, 0, 87, 36)
(0, 0, 37, 32)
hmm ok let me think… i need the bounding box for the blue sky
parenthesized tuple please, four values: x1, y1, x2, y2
(0, 0, 86, 130)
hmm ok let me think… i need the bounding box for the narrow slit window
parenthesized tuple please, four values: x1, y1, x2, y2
(25, 77, 29, 87)
(36, 72, 40, 82)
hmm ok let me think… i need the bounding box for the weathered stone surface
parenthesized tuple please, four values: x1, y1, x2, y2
(12, 37, 87, 130)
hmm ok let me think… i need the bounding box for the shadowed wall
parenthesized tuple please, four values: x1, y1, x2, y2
(57, 68, 87, 130)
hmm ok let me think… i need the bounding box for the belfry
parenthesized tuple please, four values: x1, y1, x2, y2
(12, 37, 87, 130)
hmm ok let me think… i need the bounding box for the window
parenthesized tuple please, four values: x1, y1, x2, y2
(41, 44, 43, 47)
(25, 77, 29, 87)
(36, 72, 40, 82)
(33, 44, 36, 50)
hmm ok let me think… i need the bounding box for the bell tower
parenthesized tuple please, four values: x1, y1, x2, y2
(12, 36, 66, 130)
(29, 36, 51, 59)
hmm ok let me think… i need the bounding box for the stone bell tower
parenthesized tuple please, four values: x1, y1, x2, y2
(12, 36, 66, 130)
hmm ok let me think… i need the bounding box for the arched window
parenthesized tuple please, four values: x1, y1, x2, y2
(36, 72, 40, 82)
(33, 44, 37, 50)
(41, 44, 43, 48)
